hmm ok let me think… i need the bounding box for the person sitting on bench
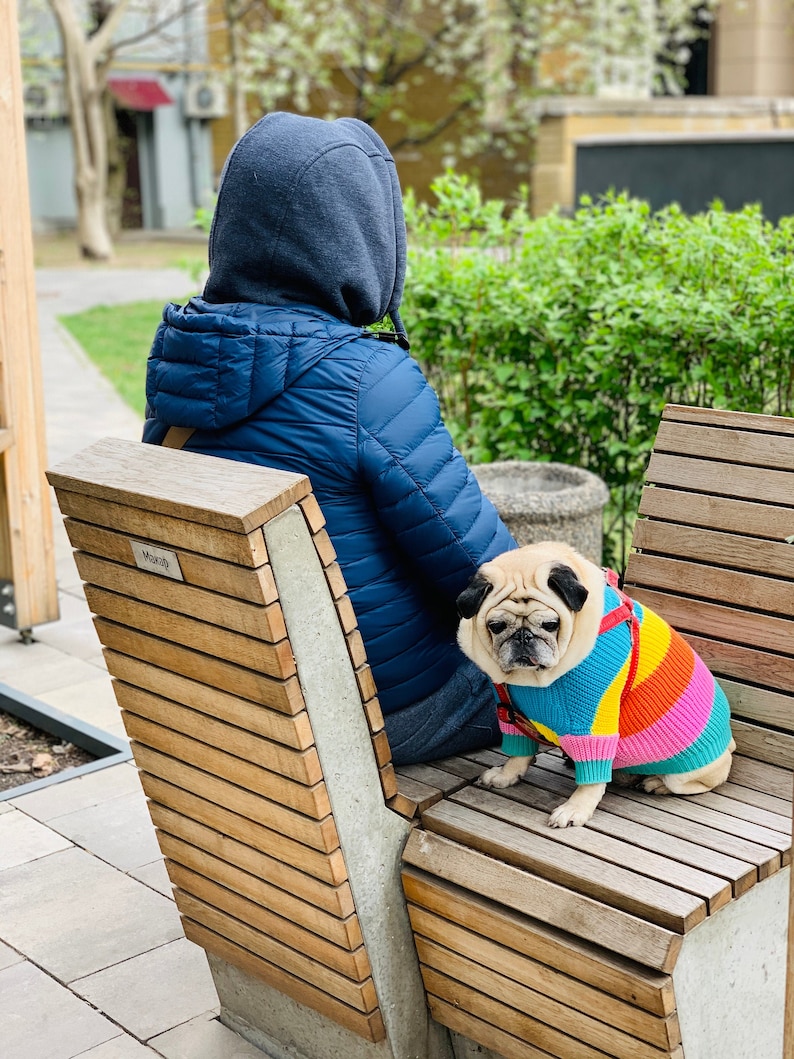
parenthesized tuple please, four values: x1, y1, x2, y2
(142, 111, 516, 765)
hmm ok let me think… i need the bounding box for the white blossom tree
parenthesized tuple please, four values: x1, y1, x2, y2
(221, 0, 719, 164)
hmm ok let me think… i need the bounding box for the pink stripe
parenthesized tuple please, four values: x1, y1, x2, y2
(499, 720, 525, 738)
(560, 733, 619, 761)
(614, 654, 716, 768)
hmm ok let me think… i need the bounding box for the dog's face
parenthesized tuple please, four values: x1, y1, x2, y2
(456, 542, 604, 687)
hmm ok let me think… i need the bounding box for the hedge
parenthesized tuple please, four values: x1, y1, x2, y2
(401, 174, 794, 568)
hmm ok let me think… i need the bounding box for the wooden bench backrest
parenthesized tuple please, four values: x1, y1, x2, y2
(623, 404, 794, 771)
(46, 437, 401, 1044)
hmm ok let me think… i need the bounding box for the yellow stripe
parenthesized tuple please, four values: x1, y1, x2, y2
(633, 606, 672, 686)
(591, 659, 629, 735)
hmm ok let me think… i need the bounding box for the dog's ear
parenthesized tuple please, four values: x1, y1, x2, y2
(547, 563, 588, 613)
(456, 572, 494, 619)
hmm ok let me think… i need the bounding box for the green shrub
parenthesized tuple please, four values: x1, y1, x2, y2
(402, 174, 794, 568)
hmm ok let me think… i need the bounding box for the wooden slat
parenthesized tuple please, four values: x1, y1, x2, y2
(719, 679, 794, 734)
(728, 756, 794, 801)
(409, 907, 679, 1050)
(116, 682, 321, 784)
(509, 757, 756, 898)
(142, 774, 349, 895)
(662, 404, 794, 436)
(159, 834, 361, 950)
(56, 489, 269, 566)
(644, 452, 794, 507)
(147, 798, 353, 916)
(133, 744, 341, 859)
(534, 753, 782, 879)
(124, 712, 330, 818)
(76, 551, 286, 641)
(718, 781, 792, 818)
(298, 494, 325, 533)
(402, 868, 676, 1017)
(469, 782, 733, 912)
(427, 995, 565, 1059)
(638, 487, 794, 542)
(424, 796, 705, 933)
(391, 775, 445, 817)
(378, 762, 398, 801)
(178, 890, 377, 1011)
(419, 940, 676, 1059)
(652, 419, 794, 471)
(397, 762, 472, 797)
(312, 527, 336, 567)
(86, 587, 296, 677)
(623, 589, 794, 663)
(402, 829, 682, 972)
(686, 635, 794, 696)
(609, 783, 789, 859)
(96, 621, 303, 713)
(64, 517, 278, 603)
(170, 862, 371, 981)
(624, 553, 794, 618)
(630, 520, 794, 581)
(678, 788, 790, 835)
(47, 437, 311, 533)
(425, 966, 679, 1059)
(183, 921, 385, 1043)
(732, 718, 794, 771)
(105, 651, 314, 749)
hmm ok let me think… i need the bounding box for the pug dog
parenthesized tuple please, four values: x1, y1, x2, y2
(457, 542, 735, 827)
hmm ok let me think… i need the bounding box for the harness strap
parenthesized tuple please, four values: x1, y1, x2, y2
(161, 426, 196, 449)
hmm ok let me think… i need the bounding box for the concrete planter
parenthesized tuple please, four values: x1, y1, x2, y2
(472, 460, 610, 565)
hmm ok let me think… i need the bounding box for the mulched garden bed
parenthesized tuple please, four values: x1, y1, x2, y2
(0, 708, 96, 793)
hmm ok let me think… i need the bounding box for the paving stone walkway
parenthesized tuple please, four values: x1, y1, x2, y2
(0, 268, 265, 1058)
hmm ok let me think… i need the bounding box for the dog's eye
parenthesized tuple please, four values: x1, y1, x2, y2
(541, 618, 560, 632)
(487, 620, 507, 635)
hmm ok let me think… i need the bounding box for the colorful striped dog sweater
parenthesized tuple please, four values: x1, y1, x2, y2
(496, 580, 732, 786)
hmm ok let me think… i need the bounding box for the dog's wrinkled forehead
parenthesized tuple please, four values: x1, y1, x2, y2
(456, 555, 588, 620)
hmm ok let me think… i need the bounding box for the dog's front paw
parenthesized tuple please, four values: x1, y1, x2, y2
(476, 764, 520, 790)
(547, 782, 606, 827)
(548, 802, 593, 828)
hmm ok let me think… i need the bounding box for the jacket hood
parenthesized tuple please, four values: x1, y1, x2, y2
(202, 112, 407, 335)
(146, 300, 363, 431)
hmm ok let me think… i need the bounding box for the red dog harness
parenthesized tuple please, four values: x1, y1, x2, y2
(494, 568, 640, 745)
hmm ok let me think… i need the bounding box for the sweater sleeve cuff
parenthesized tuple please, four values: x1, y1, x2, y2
(559, 734, 619, 785)
(501, 733, 538, 758)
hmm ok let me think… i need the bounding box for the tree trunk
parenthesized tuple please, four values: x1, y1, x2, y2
(48, 0, 130, 260)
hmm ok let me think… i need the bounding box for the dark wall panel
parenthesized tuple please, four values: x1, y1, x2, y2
(575, 137, 794, 222)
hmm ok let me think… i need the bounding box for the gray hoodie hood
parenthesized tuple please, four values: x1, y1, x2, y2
(202, 112, 407, 335)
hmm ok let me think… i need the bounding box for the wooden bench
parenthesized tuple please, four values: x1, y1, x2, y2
(397, 404, 793, 1059)
(46, 404, 793, 1059)
(45, 437, 452, 1059)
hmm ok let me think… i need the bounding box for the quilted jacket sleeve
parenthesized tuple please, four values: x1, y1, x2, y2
(357, 343, 516, 598)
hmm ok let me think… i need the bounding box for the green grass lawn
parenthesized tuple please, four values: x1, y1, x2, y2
(59, 299, 184, 418)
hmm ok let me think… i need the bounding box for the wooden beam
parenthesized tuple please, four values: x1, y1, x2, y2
(0, 0, 58, 629)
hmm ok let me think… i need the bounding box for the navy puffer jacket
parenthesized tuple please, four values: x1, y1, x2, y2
(143, 113, 514, 713)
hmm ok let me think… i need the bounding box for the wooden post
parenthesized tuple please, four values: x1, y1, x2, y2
(0, 0, 59, 633)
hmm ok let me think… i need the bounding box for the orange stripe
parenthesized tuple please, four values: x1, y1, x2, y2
(618, 626, 695, 738)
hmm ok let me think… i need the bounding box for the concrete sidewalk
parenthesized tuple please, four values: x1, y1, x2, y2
(0, 269, 265, 1059)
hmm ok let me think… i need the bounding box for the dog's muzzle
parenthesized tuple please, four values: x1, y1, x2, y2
(501, 629, 554, 670)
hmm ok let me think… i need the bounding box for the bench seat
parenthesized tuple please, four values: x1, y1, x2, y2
(395, 745, 790, 1059)
(397, 404, 794, 1059)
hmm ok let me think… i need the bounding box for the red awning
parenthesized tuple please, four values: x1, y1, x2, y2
(107, 77, 173, 111)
